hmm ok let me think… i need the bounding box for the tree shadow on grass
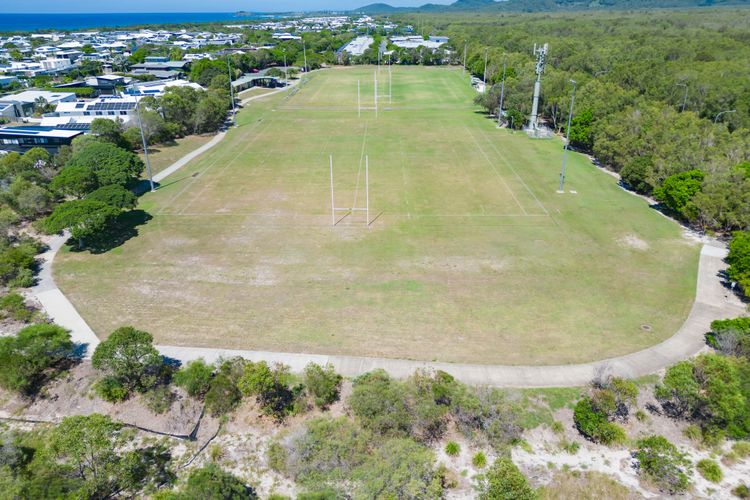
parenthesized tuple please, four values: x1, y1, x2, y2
(68, 209, 153, 254)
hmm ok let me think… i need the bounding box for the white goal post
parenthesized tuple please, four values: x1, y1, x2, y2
(329, 155, 370, 227)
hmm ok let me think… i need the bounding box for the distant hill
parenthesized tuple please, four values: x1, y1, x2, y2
(354, 0, 747, 14)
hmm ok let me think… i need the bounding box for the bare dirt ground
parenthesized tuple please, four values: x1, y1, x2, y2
(0, 362, 202, 437)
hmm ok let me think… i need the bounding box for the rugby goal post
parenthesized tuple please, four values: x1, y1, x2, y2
(329, 155, 370, 227)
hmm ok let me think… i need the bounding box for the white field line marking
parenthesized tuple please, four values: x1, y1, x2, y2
(463, 125, 528, 216)
(158, 116, 271, 214)
(478, 126, 550, 216)
(351, 121, 369, 209)
(398, 133, 411, 219)
(175, 118, 277, 215)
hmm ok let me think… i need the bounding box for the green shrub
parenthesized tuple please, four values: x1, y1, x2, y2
(178, 463, 256, 498)
(445, 441, 460, 456)
(479, 457, 536, 500)
(472, 451, 487, 468)
(733, 441, 750, 458)
(143, 386, 176, 414)
(696, 458, 722, 483)
(683, 424, 702, 442)
(0, 240, 40, 287)
(204, 374, 242, 417)
(551, 421, 564, 434)
(266, 441, 287, 473)
(0, 292, 34, 322)
(734, 484, 750, 498)
(0, 323, 74, 395)
(285, 417, 371, 485)
(573, 397, 626, 445)
(634, 435, 691, 494)
(297, 489, 341, 500)
(94, 376, 128, 402)
(173, 359, 213, 398)
(303, 363, 342, 409)
(656, 354, 750, 439)
(238, 361, 301, 420)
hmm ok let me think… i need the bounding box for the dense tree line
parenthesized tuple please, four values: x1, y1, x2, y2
(399, 8, 750, 233)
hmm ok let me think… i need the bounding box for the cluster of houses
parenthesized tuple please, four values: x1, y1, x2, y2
(0, 15, 450, 154)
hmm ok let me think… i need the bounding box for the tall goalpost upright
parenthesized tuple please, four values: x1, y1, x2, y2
(329, 155, 370, 227)
(357, 71, 379, 118)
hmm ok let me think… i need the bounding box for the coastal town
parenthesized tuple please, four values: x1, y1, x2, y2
(0, 15, 451, 152)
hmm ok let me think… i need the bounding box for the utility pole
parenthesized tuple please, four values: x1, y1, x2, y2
(497, 55, 507, 128)
(135, 98, 155, 192)
(226, 56, 236, 127)
(558, 79, 577, 194)
(676, 82, 688, 112)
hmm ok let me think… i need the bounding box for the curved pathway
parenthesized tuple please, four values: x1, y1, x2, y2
(31, 235, 745, 387)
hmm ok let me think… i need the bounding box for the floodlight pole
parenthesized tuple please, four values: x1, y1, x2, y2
(226, 56, 236, 127)
(283, 48, 288, 84)
(135, 98, 155, 192)
(365, 155, 370, 228)
(357, 79, 361, 117)
(482, 49, 488, 90)
(558, 79, 576, 194)
(497, 56, 507, 128)
(462, 43, 467, 75)
(714, 109, 736, 123)
(302, 39, 308, 73)
(329, 155, 335, 226)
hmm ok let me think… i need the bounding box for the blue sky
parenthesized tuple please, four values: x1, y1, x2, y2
(1, 0, 452, 12)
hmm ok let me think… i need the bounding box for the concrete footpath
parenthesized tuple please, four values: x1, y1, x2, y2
(32, 235, 746, 387)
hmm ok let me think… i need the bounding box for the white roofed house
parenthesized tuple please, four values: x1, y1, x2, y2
(0, 90, 76, 118)
(42, 95, 142, 128)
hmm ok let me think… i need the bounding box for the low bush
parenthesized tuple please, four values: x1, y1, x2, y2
(303, 363, 342, 409)
(734, 484, 750, 498)
(479, 457, 536, 500)
(173, 359, 213, 398)
(445, 441, 460, 456)
(573, 397, 626, 445)
(238, 361, 303, 420)
(144, 386, 176, 414)
(266, 441, 287, 473)
(204, 373, 241, 417)
(696, 458, 722, 483)
(0, 292, 34, 322)
(94, 376, 128, 402)
(472, 451, 487, 468)
(634, 435, 691, 494)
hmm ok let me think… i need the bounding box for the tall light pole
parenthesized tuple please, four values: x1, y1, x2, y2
(135, 98, 155, 192)
(282, 48, 288, 84)
(462, 43, 467, 75)
(482, 48, 488, 91)
(226, 55, 236, 127)
(675, 82, 688, 112)
(302, 38, 308, 73)
(714, 109, 736, 124)
(496, 55, 507, 128)
(558, 79, 577, 194)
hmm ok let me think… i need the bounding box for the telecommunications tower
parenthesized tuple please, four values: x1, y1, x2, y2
(528, 43, 548, 132)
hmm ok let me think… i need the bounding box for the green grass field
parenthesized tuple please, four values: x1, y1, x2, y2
(54, 66, 700, 365)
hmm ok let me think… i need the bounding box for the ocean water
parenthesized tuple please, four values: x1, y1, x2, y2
(0, 13, 274, 33)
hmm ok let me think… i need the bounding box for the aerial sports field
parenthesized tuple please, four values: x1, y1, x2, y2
(54, 65, 700, 365)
